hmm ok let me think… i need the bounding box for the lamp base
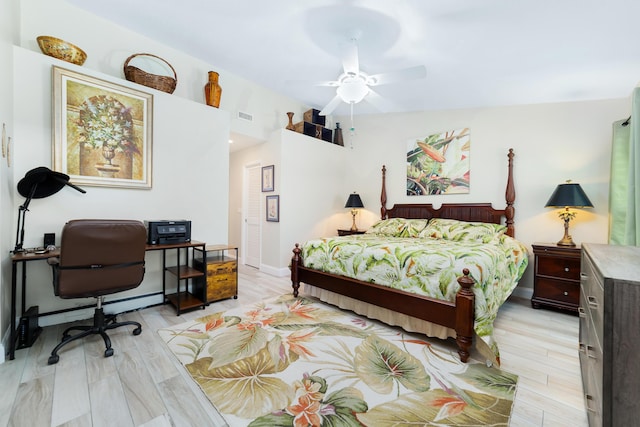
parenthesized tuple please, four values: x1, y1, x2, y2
(557, 218, 576, 246)
(350, 210, 358, 232)
(556, 236, 576, 247)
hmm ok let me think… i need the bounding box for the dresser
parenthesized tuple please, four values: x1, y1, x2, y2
(579, 243, 640, 427)
(531, 243, 581, 312)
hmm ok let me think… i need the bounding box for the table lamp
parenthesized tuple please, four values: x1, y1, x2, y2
(345, 192, 364, 232)
(545, 180, 593, 247)
(14, 167, 86, 253)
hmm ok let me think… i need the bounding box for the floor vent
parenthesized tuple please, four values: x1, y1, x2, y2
(237, 111, 253, 122)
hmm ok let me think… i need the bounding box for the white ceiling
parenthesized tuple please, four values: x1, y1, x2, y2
(70, 0, 640, 118)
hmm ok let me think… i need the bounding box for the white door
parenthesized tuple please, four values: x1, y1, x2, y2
(244, 164, 261, 268)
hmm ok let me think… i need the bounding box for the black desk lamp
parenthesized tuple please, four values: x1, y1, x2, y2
(14, 167, 86, 253)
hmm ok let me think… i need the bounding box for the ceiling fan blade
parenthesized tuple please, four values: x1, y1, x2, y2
(314, 80, 340, 87)
(285, 79, 339, 87)
(341, 40, 360, 76)
(319, 94, 343, 116)
(364, 89, 396, 113)
(368, 65, 427, 86)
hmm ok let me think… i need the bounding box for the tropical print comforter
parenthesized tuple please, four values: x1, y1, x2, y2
(300, 230, 528, 358)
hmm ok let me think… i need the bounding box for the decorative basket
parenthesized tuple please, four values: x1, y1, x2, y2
(123, 53, 177, 94)
(36, 36, 87, 65)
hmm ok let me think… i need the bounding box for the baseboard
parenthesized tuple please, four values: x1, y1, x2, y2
(510, 286, 533, 301)
(0, 342, 5, 364)
(38, 293, 164, 327)
(259, 264, 290, 277)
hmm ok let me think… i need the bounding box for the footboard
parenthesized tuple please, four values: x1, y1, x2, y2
(291, 244, 475, 362)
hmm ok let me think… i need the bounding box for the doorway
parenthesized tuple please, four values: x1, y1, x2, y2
(244, 163, 261, 268)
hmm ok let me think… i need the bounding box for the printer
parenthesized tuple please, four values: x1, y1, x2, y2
(145, 220, 191, 245)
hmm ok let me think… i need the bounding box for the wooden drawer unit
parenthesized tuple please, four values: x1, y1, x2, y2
(579, 243, 640, 427)
(531, 243, 581, 313)
(193, 245, 238, 303)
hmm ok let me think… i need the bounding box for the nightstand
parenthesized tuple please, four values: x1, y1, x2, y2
(337, 229, 366, 236)
(531, 242, 581, 313)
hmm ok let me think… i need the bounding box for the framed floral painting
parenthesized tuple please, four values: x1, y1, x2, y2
(52, 66, 153, 189)
(406, 128, 470, 196)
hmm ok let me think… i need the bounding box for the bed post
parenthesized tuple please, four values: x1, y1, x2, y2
(291, 244, 301, 297)
(505, 149, 515, 237)
(455, 268, 475, 363)
(380, 165, 387, 219)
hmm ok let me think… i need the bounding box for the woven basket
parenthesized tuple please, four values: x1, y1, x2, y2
(123, 53, 177, 94)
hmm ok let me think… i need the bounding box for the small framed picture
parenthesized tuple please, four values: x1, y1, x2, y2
(262, 165, 274, 192)
(266, 195, 279, 222)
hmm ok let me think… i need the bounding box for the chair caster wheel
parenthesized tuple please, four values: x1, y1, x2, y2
(104, 348, 114, 357)
(48, 355, 59, 365)
(133, 327, 142, 336)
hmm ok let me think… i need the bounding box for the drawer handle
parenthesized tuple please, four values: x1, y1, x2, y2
(587, 295, 598, 309)
(585, 394, 597, 413)
(578, 307, 586, 318)
(579, 343, 585, 353)
(564, 267, 570, 272)
(580, 273, 588, 280)
(563, 291, 568, 296)
(586, 345, 598, 359)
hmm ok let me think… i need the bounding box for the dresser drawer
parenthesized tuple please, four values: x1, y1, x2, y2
(581, 257, 604, 345)
(534, 277, 580, 306)
(583, 364, 602, 427)
(537, 256, 581, 280)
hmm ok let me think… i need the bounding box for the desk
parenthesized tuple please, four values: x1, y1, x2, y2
(9, 241, 206, 360)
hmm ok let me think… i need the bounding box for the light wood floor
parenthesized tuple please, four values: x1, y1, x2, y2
(0, 265, 587, 427)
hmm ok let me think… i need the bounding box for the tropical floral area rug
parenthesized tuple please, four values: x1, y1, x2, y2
(158, 294, 517, 427)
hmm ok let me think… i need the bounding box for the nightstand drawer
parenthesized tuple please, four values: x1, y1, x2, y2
(537, 256, 581, 280)
(535, 277, 580, 306)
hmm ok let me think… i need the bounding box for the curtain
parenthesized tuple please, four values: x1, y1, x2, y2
(609, 87, 640, 245)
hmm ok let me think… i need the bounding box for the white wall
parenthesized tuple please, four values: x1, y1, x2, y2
(0, 0, 17, 363)
(336, 99, 629, 294)
(18, 0, 307, 143)
(11, 47, 230, 319)
(2, 0, 308, 347)
(229, 129, 349, 274)
(230, 98, 630, 297)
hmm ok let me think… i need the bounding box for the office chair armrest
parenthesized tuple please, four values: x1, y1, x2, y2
(47, 257, 60, 266)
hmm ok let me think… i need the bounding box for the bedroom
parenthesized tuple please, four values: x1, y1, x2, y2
(0, 0, 638, 425)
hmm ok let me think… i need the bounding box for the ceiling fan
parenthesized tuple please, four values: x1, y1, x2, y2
(317, 38, 427, 116)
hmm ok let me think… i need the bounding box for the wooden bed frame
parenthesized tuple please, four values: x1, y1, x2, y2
(291, 149, 516, 362)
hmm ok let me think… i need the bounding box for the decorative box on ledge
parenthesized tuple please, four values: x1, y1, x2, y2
(303, 108, 325, 126)
(293, 108, 333, 142)
(293, 121, 332, 142)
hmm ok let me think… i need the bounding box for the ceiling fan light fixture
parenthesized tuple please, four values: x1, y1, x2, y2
(336, 75, 369, 104)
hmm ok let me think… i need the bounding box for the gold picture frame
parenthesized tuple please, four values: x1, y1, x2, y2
(52, 66, 153, 189)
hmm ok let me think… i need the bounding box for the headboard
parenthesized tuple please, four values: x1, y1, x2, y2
(380, 149, 516, 237)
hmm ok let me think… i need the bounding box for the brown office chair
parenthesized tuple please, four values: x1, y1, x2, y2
(47, 219, 147, 365)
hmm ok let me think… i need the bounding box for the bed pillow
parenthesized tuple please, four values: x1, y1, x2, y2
(365, 218, 429, 237)
(398, 219, 430, 237)
(419, 218, 507, 242)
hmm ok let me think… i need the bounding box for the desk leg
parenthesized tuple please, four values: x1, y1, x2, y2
(162, 249, 166, 303)
(9, 261, 17, 360)
(175, 247, 182, 316)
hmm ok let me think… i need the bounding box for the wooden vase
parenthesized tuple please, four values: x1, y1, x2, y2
(286, 112, 295, 130)
(204, 71, 222, 108)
